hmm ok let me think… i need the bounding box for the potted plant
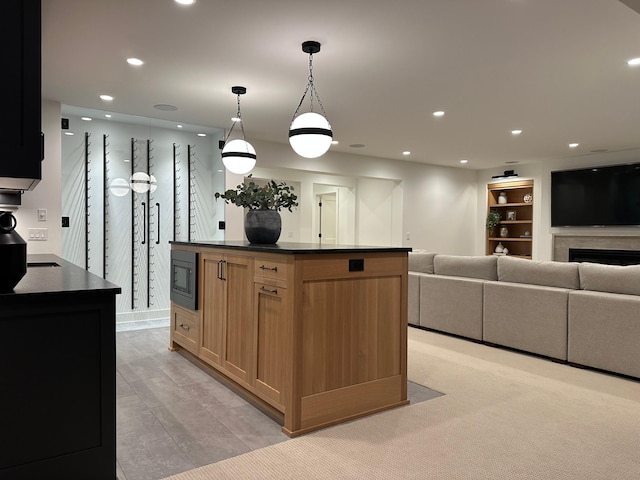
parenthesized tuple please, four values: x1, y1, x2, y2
(486, 210, 502, 236)
(215, 175, 299, 244)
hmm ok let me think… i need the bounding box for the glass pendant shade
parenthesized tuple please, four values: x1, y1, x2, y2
(221, 138, 257, 174)
(289, 112, 333, 159)
(129, 171, 157, 193)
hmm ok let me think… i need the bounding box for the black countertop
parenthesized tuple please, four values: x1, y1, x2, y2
(170, 240, 411, 254)
(1, 254, 121, 297)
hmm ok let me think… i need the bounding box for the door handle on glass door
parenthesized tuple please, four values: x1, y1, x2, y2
(156, 203, 160, 245)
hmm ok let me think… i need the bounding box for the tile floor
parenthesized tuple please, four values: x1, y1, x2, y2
(116, 327, 442, 480)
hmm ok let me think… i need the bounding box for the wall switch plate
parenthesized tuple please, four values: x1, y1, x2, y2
(37, 209, 47, 221)
(28, 228, 48, 241)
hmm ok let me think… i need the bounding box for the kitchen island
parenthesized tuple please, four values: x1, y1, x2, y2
(0, 254, 121, 480)
(169, 241, 410, 437)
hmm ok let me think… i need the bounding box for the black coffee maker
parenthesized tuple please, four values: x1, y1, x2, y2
(0, 211, 27, 292)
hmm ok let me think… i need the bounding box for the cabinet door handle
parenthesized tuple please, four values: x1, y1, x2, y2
(179, 323, 190, 331)
(217, 259, 226, 280)
(259, 264, 278, 272)
(260, 286, 278, 295)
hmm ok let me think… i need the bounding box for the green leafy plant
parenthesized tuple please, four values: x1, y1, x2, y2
(486, 210, 502, 231)
(214, 175, 299, 212)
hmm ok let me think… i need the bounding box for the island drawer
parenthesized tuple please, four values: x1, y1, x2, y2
(254, 258, 289, 286)
(171, 304, 199, 354)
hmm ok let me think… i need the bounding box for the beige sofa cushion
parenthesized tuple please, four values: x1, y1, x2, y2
(434, 254, 498, 281)
(484, 281, 569, 360)
(497, 256, 579, 289)
(568, 290, 640, 378)
(420, 275, 484, 340)
(408, 251, 436, 274)
(578, 262, 640, 296)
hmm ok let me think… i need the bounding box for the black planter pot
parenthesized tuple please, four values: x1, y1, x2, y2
(244, 209, 282, 244)
(0, 211, 27, 292)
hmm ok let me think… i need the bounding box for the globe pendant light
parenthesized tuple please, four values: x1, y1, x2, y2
(289, 41, 333, 158)
(221, 86, 257, 174)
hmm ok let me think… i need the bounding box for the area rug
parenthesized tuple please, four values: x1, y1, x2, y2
(163, 327, 640, 479)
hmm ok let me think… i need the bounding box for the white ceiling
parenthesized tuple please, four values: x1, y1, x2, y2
(42, 0, 640, 170)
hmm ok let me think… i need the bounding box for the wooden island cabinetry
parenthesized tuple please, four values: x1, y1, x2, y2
(170, 241, 409, 437)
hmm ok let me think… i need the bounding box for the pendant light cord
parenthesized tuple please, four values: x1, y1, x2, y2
(224, 92, 250, 153)
(291, 52, 328, 124)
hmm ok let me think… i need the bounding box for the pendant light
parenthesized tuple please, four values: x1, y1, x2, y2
(221, 86, 256, 174)
(289, 41, 333, 158)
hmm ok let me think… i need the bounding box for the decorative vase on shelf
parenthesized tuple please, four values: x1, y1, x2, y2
(499, 226, 509, 238)
(498, 192, 508, 204)
(244, 209, 282, 244)
(503, 247, 509, 255)
(494, 242, 504, 254)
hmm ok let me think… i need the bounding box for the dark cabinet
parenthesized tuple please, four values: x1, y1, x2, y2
(0, 256, 120, 480)
(1, 0, 42, 191)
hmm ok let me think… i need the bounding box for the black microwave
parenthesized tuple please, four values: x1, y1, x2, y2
(170, 249, 198, 310)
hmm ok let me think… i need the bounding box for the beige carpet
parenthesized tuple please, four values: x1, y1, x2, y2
(163, 328, 640, 479)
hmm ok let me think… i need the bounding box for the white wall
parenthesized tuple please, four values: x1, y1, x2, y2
(27, 100, 486, 260)
(228, 139, 479, 253)
(478, 148, 640, 260)
(15, 100, 62, 255)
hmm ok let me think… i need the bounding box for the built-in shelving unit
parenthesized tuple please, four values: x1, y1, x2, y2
(486, 179, 533, 259)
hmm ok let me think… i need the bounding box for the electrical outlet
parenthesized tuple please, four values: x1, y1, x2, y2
(405, 232, 411, 241)
(37, 208, 47, 221)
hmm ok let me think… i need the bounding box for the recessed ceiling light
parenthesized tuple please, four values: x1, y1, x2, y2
(100, 94, 114, 101)
(64, 132, 74, 136)
(402, 151, 411, 156)
(175, 0, 195, 4)
(459, 159, 468, 164)
(127, 57, 144, 66)
(105, 114, 112, 118)
(511, 129, 522, 135)
(154, 104, 177, 111)
(627, 57, 640, 66)
(331, 140, 339, 145)
(177, 124, 183, 128)
(81, 117, 92, 121)
(197, 133, 206, 137)
(433, 111, 445, 117)
(569, 143, 579, 148)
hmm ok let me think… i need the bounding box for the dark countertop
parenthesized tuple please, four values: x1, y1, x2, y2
(1, 254, 121, 297)
(170, 240, 411, 254)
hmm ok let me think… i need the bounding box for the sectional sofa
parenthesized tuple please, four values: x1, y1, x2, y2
(408, 251, 640, 379)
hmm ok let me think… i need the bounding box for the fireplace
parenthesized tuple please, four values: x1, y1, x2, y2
(553, 235, 640, 262)
(568, 248, 640, 266)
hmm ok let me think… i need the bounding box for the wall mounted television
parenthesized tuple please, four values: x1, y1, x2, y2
(551, 163, 640, 227)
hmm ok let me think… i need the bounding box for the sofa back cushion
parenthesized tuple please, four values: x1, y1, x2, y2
(434, 255, 498, 280)
(408, 251, 436, 274)
(579, 262, 640, 296)
(497, 256, 579, 289)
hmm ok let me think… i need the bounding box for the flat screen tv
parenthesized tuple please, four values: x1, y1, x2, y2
(551, 163, 640, 227)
